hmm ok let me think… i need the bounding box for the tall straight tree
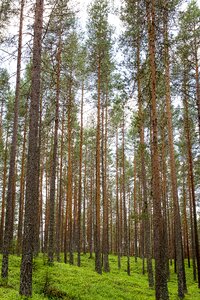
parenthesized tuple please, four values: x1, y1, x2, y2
(121, 0, 154, 285)
(67, 74, 73, 265)
(1, 0, 25, 282)
(77, 47, 87, 267)
(56, 104, 65, 261)
(19, 0, 44, 296)
(87, 0, 112, 274)
(182, 61, 200, 288)
(0, 131, 8, 252)
(136, 2, 154, 286)
(177, 6, 200, 287)
(162, 1, 187, 297)
(146, 0, 169, 299)
(48, 31, 61, 264)
(16, 101, 28, 255)
(42, 0, 74, 262)
(77, 80, 84, 267)
(102, 83, 110, 272)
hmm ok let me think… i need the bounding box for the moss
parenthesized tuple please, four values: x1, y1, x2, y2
(0, 254, 199, 299)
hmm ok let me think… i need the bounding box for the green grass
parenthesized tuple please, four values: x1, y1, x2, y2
(0, 254, 199, 299)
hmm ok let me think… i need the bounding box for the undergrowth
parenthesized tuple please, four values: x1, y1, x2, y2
(0, 254, 199, 299)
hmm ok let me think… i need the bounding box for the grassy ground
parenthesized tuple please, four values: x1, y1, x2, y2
(0, 254, 199, 299)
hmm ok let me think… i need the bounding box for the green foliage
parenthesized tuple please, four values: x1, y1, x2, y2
(0, 0, 15, 42)
(0, 68, 10, 100)
(0, 255, 200, 300)
(87, 0, 113, 92)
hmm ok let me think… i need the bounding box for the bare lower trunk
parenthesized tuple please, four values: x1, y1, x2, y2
(56, 107, 64, 261)
(77, 82, 84, 266)
(67, 77, 73, 265)
(0, 132, 8, 252)
(188, 174, 196, 281)
(183, 67, 200, 288)
(16, 104, 28, 255)
(133, 155, 138, 263)
(116, 129, 121, 269)
(161, 121, 170, 279)
(48, 34, 61, 264)
(182, 173, 190, 268)
(95, 57, 102, 274)
(137, 26, 154, 287)
(102, 89, 110, 272)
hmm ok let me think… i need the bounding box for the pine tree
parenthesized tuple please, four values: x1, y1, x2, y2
(146, 0, 169, 298)
(162, 1, 187, 297)
(1, 0, 25, 282)
(20, 0, 44, 296)
(87, 0, 112, 274)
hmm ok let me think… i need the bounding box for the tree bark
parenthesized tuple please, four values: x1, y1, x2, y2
(116, 129, 121, 269)
(56, 105, 65, 261)
(0, 131, 8, 252)
(77, 81, 84, 266)
(48, 33, 61, 264)
(183, 66, 200, 288)
(2, 0, 25, 281)
(95, 56, 102, 274)
(102, 88, 110, 272)
(67, 76, 73, 265)
(137, 25, 154, 287)
(146, 0, 169, 298)
(163, 4, 186, 296)
(20, 0, 44, 296)
(16, 102, 28, 255)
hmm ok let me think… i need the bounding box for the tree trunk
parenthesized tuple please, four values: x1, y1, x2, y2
(102, 88, 110, 272)
(137, 27, 154, 287)
(95, 56, 102, 274)
(56, 105, 65, 261)
(133, 154, 138, 263)
(88, 156, 93, 259)
(146, 0, 169, 298)
(116, 129, 121, 269)
(34, 92, 43, 256)
(77, 81, 84, 266)
(188, 173, 196, 281)
(2, 0, 25, 281)
(48, 33, 61, 264)
(83, 146, 87, 255)
(122, 113, 127, 255)
(67, 76, 73, 265)
(20, 0, 44, 296)
(0, 131, 8, 252)
(44, 167, 50, 253)
(127, 184, 131, 276)
(163, 4, 186, 297)
(182, 172, 190, 268)
(16, 102, 28, 255)
(183, 66, 200, 288)
(161, 119, 170, 279)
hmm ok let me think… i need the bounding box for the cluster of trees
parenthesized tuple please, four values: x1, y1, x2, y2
(0, 0, 199, 299)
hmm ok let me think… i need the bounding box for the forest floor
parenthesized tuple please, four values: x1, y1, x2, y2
(0, 254, 199, 299)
